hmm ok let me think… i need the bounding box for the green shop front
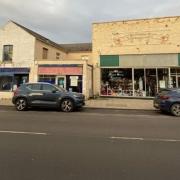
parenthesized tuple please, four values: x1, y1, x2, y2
(100, 54, 180, 97)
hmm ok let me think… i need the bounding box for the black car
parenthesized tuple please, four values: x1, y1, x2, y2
(154, 88, 180, 116)
(12, 82, 85, 112)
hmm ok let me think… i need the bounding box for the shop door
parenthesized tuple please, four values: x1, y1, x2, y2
(178, 76, 180, 88)
(56, 76, 66, 89)
(170, 76, 178, 88)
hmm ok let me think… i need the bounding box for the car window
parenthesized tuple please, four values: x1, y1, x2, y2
(27, 84, 41, 91)
(42, 84, 58, 92)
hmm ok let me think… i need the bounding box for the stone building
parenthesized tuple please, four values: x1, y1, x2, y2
(92, 16, 180, 98)
(0, 21, 92, 99)
(1, 16, 180, 100)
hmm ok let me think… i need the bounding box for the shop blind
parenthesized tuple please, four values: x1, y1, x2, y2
(100, 55, 119, 67)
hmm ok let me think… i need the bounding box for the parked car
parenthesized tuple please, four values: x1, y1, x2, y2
(12, 82, 85, 112)
(154, 88, 180, 116)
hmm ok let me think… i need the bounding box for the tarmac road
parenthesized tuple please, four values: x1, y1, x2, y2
(0, 106, 180, 180)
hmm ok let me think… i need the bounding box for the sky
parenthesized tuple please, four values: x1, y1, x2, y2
(0, 0, 180, 44)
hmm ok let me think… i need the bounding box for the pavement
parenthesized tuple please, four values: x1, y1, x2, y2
(0, 97, 155, 110)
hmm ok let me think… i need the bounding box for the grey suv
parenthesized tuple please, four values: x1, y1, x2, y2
(12, 82, 85, 112)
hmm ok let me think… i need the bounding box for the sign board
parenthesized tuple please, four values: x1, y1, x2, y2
(70, 76, 79, 86)
(159, 80, 166, 88)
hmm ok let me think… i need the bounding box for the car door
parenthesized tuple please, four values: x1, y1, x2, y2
(41, 84, 61, 107)
(26, 84, 44, 106)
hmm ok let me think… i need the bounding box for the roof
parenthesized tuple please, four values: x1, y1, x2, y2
(93, 15, 180, 25)
(11, 21, 66, 52)
(60, 43, 92, 53)
(9, 21, 92, 53)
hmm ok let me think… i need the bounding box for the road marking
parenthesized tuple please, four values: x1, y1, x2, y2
(110, 136, 180, 142)
(0, 130, 48, 136)
(76, 113, 170, 119)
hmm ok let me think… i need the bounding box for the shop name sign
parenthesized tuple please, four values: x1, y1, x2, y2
(0, 68, 30, 73)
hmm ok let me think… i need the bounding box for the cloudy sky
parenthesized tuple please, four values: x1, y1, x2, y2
(0, 0, 180, 43)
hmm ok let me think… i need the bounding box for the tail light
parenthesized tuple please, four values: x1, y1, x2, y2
(13, 88, 19, 96)
(160, 95, 170, 100)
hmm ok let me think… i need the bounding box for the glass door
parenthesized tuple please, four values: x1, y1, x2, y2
(56, 76, 66, 89)
(178, 76, 180, 88)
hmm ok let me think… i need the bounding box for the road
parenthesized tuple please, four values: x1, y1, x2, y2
(0, 106, 180, 180)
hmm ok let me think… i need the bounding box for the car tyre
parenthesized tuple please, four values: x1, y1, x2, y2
(170, 103, 180, 117)
(15, 98, 28, 111)
(60, 99, 74, 112)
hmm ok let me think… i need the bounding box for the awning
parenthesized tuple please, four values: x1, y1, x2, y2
(38, 65, 83, 75)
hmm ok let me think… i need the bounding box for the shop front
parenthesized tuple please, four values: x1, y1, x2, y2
(38, 64, 83, 93)
(0, 67, 30, 91)
(100, 54, 180, 98)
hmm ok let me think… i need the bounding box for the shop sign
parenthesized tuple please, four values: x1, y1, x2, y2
(38, 67, 83, 75)
(0, 68, 30, 75)
(159, 80, 166, 88)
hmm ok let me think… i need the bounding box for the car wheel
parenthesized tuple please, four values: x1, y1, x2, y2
(170, 103, 180, 117)
(60, 99, 74, 112)
(15, 98, 28, 111)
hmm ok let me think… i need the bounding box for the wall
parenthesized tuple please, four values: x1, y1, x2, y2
(92, 16, 180, 95)
(35, 40, 67, 61)
(0, 22, 35, 68)
(66, 52, 92, 64)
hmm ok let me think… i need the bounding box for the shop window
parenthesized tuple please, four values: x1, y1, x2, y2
(170, 68, 180, 88)
(42, 48, 48, 59)
(134, 69, 146, 97)
(101, 68, 133, 96)
(0, 76, 13, 91)
(157, 69, 168, 90)
(3, 45, 13, 62)
(38, 75, 56, 84)
(66, 75, 82, 93)
(14, 74, 29, 88)
(146, 69, 157, 97)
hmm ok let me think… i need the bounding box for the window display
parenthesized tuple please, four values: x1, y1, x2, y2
(101, 68, 180, 97)
(0, 76, 13, 91)
(146, 69, 157, 97)
(170, 69, 180, 88)
(134, 69, 145, 97)
(101, 68, 133, 97)
(157, 69, 168, 90)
